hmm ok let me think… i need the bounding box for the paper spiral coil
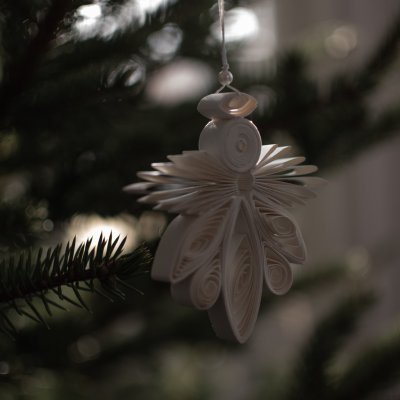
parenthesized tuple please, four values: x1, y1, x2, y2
(199, 119, 262, 172)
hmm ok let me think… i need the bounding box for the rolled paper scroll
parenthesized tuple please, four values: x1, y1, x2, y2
(197, 92, 257, 119)
(263, 246, 293, 295)
(199, 118, 262, 173)
(125, 91, 323, 343)
(171, 256, 221, 310)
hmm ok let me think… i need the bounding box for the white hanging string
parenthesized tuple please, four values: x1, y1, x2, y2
(219, 0, 229, 72)
(216, 0, 240, 93)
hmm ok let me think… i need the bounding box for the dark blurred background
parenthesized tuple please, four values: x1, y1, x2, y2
(1, 0, 400, 399)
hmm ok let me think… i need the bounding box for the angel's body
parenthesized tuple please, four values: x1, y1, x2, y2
(125, 92, 323, 343)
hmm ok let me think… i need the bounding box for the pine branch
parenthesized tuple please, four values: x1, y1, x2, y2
(0, 0, 72, 114)
(357, 6, 400, 91)
(333, 334, 400, 400)
(256, 8, 400, 167)
(0, 234, 152, 337)
(283, 292, 375, 400)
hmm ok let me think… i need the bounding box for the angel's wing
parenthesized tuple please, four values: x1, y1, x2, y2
(254, 199, 306, 295)
(152, 201, 234, 310)
(124, 150, 236, 215)
(251, 144, 325, 294)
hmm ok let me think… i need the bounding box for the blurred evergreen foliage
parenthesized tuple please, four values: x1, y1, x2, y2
(0, 0, 400, 399)
(0, 235, 151, 337)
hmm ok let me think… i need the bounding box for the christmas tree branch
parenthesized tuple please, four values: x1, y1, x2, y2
(0, 234, 152, 337)
(284, 291, 375, 400)
(358, 6, 400, 90)
(0, 0, 72, 114)
(258, 8, 400, 166)
(333, 333, 400, 400)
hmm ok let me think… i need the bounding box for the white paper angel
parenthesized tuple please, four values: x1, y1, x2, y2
(125, 92, 323, 343)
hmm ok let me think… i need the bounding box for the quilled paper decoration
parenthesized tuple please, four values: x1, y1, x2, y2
(125, 0, 323, 343)
(124, 91, 323, 343)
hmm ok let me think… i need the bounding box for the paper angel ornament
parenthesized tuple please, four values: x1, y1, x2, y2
(125, 92, 322, 343)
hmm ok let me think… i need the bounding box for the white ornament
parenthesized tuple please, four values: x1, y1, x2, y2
(125, 92, 323, 343)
